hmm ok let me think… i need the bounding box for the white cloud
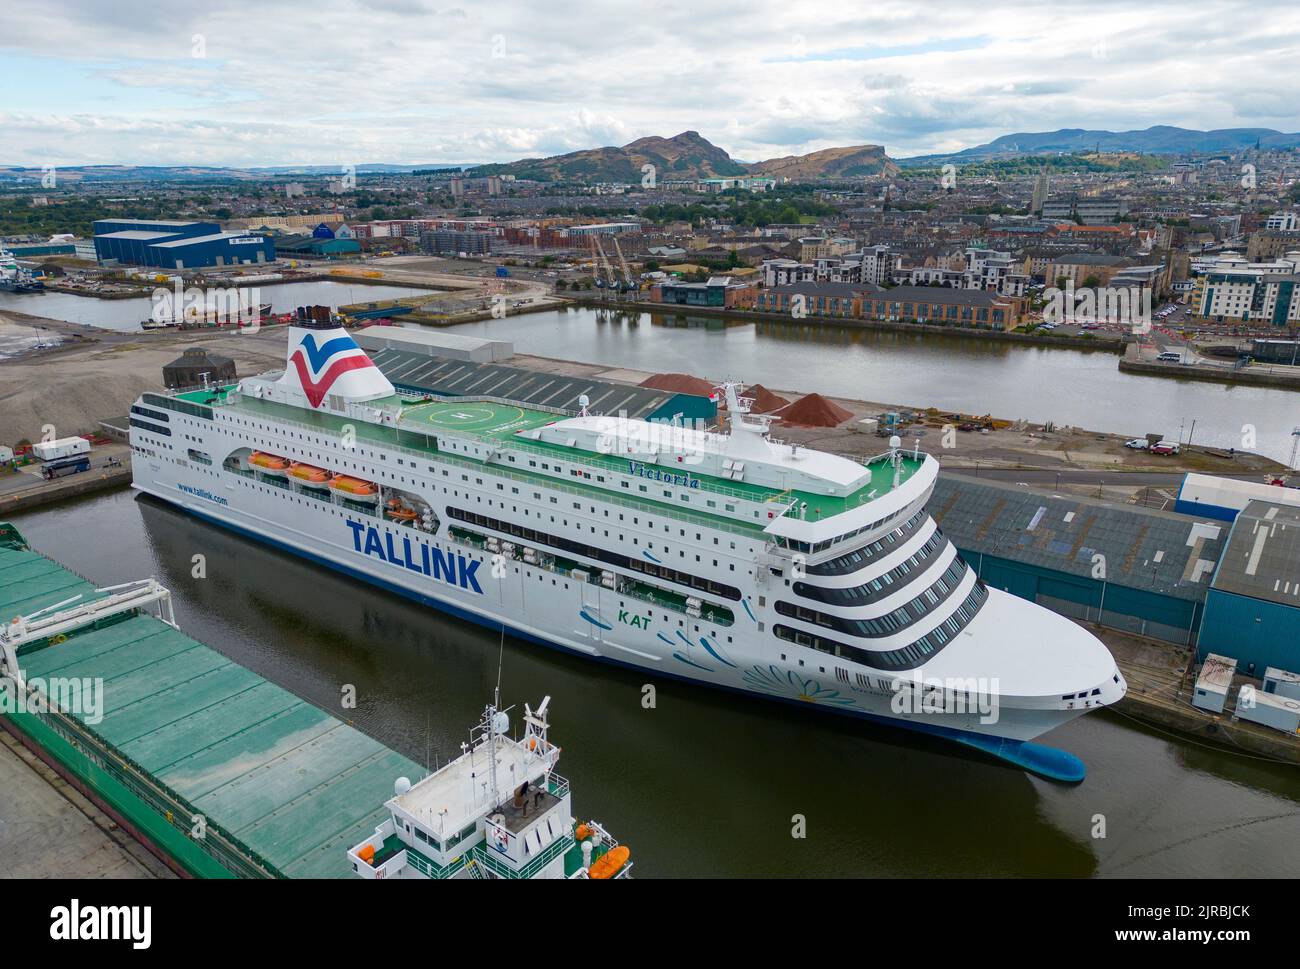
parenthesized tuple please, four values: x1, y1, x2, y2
(0, 0, 1297, 166)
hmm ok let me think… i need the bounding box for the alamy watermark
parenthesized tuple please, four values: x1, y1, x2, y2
(150, 280, 263, 329)
(889, 675, 1000, 724)
(1042, 282, 1151, 333)
(1, 674, 105, 724)
(594, 412, 712, 465)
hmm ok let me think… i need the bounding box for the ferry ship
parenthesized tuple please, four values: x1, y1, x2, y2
(347, 696, 632, 879)
(0, 248, 44, 293)
(128, 320, 1126, 781)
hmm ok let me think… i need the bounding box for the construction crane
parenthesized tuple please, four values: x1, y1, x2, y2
(590, 235, 618, 298)
(611, 236, 637, 297)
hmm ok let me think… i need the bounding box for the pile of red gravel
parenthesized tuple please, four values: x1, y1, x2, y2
(743, 384, 790, 414)
(777, 393, 853, 428)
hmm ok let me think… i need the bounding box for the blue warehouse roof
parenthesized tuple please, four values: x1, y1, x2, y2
(930, 474, 1228, 601)
(1211, 500, 1300, 607)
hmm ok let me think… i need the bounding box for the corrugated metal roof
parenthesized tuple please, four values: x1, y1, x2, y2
(930, 474, 1227, 600)
(371, 348, 698, 420)
(1211, 500, 1300, 607)
(0, 542, 423, 878)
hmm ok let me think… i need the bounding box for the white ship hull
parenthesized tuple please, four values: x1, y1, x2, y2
(127, 326, 1124, 782)
(132, 458, 1113, 757)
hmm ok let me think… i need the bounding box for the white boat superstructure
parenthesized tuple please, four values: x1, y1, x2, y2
(346, 697, 631, 879)
(128, 320, 1126, 781)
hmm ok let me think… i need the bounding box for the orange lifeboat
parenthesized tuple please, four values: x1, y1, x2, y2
(330, 475, 379, 503)
(384, 498, 418, 523)
(288, 463, 330, 485)
(249, 451, 290, 475)
(587, 845, 630, 880)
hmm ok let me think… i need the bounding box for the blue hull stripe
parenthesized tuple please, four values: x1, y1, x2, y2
(579, 609, 612, 631)
(673, 652, 713, 672)
(699, 636, 737, 668)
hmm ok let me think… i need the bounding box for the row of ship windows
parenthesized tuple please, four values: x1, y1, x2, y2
(773, 581, 988, 671)
(450, 523, 738, 632)
(776, 557, 968, 639)
(446, 507, 743, 601)
(220, 413, 763, 520)
(462, 493, 744, 568)
(130, 417, 171, 437)
(806, 509, 930, 576)
(194, 417, 761, 547)
(793, 532, 948, 607)
(209, 433, 760, 562)
(776, 493, 925, 556)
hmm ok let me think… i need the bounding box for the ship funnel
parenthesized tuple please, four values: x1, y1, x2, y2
(277, 321, 394, 408)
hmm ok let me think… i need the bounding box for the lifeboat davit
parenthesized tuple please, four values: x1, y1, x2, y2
(330, 475, 379, 503)
(288, 463, 330, 486)
(249, 451, 290, 475)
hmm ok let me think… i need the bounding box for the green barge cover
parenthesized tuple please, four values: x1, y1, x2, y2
(0, 523, 424, 878)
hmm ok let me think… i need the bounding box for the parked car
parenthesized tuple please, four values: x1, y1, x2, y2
(1124, 438, 1149, 450)
(1150, 441, 1181, 455)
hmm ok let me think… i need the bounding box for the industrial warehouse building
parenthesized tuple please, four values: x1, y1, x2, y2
(1197, 500, 1300, 674)
(272, 233, 361, 257)
(93, 219, 275, 269)
(930, 474, 1224, 645)
(931, 473, 1300, 675)
(354, 326, 513, 363)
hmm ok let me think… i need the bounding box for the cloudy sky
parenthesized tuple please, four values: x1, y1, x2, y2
(2, 0, 1298, 167)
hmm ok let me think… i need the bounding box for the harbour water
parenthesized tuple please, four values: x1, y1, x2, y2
(443, 307, 1300, 464)
(0, 281, 432, 333)
(11, 489, 1300, 877)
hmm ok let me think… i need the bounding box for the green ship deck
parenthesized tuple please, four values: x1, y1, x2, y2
(169, 388, 924, 534)
(0, 525, 424, 878)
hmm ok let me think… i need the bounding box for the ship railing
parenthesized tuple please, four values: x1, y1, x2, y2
(222, 399, 771, 538)
(479, 433, 777, 505)
(568, 821, 633, 880)
(12, 693, 275, 878)
(546, 770, 571, 800)
(439, 454, 770, 539)
(430, 393, 574, 419)
(470, 833, 573, 880)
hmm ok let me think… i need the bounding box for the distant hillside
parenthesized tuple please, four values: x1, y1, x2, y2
(470, 131, 747, 182)
(750, 144, 897, 179)
(470, 131, 898, 183)
(902, 126, 1300, 165)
